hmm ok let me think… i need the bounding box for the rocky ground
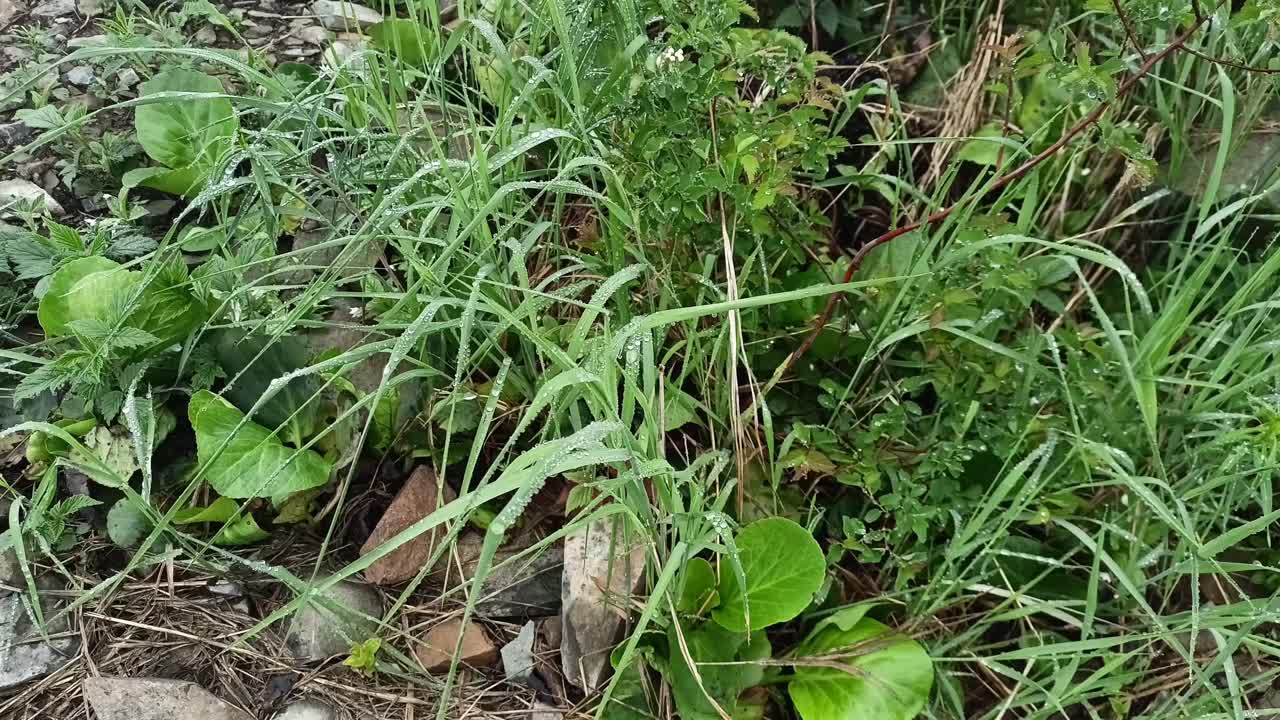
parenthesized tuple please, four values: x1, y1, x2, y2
(0, 1, 630, 718)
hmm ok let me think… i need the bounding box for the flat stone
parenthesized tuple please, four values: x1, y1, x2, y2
(275, 699, 337, 720)
(0, 550, 18, 588)
(0, 0, 21, 28)
(284, 579, 382, 661)
(414, 618, 498, 672)
(561, 520, 646, 691)
(297, 25, 329, 45)
(31, 0, 74, 17)
(479, 546, 564, 618)
(0, 179, 65, 216)
(117, 68, 140, 90)
(0, 121, 34, 148)
(501, 620, 537, 686)
(439, 534, 565, 619)
(361, 467, 456, 586)
(311, 0, 381, 30)
(65, 65, 95, 87)
(84, 677, 251, 720)
(194, 25, 217, 45)
(0, 582, 79, 689)
(244, 23, 273, 39)
(322, 38, 366, 71)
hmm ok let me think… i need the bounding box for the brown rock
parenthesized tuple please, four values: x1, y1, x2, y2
(414, 618, 497, 672)
(360, 467, 456, 585)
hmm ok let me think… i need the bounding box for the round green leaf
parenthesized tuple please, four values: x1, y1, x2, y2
(36, 256, 132, 336)
(788, 617, 933, 720)
(677, 556, 719, 614)
(106, 498, 150, 547)
(135, 70, 238, 171)
(711, 517, 825, 631)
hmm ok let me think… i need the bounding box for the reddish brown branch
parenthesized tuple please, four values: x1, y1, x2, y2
(781, 16, 1210, 373)
(1112, 0, 1149, 61)
(1177, 44, 1280, 75)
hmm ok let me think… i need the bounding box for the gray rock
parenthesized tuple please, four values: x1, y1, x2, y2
(561, 521, 646, 691)
(65, 65, 95, 87)
(117, 68, 140, 90)
(322, 38, 366, 71)
(0, 122, 31, 148)
(84, 677, 251, 720)
(194, 25, 217, 45)
(311, 0, 382, 31)
(284, 578, 382, 661)
(297, 24, 329, 46)
(478, 547, 564, 619)
(501, 620, 537, 686)
(0, 179, 65, 216)
(66, 34, 107, 49)
(0, 0, 20, 28)
(439, 535, 565, 619)
(275, 699, 337, 720)
(0, 581, 80, 689)
(76, 0, 98, 15)
(31, 0, 74, 17)
(0, 550, 18, 589)
(244, 23, 273, 39)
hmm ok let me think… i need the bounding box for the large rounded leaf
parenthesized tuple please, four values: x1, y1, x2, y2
(37, 256, 136, 336)
(712, 517, 825, 632)
(788, 616, 933, 720)
(136, 70, 238, 170)
(188, 390, 332, 501)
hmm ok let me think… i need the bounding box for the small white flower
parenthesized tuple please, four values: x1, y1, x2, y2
(656, 46, 685, 70)
(348, 306, 364, 320)
(1080, 167, 1092, 177)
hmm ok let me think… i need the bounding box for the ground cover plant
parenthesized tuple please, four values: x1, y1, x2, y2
(2, 0, 1280, 718)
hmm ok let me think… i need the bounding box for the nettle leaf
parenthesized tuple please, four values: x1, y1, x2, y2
(188, 390, 332, 501)
(788, 612, 933, 720)
(712, 517, 826, 632)
(136, 70, 238, 171)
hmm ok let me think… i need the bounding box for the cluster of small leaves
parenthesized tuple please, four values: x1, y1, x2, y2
(612, 0, 846, 250)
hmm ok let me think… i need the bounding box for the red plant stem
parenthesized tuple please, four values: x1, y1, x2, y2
(782, 15, 1209, 372)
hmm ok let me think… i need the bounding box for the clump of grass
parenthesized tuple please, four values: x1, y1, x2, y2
(2, 0, 1280, 719)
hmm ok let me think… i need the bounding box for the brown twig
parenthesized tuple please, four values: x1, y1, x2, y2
(1112, 0, 1149, 61)
(778, 15, 1211, 377)
(1177, 44, 1280, 75)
